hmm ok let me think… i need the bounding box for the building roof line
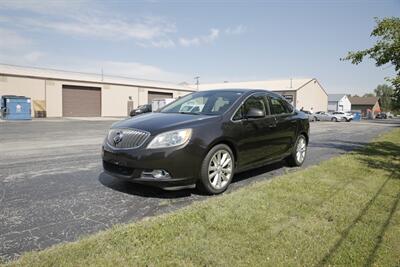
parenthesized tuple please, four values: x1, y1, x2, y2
(197, 78, 316, 91)
(314, 79, 328, 96)
(295, 78, 314, 91)
(0, 72, 195, 92)
(0, 63, 193, 92)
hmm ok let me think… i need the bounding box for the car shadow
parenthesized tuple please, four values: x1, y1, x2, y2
(99, 160, 286, 198)
(98, 172, 194, 199)
(232, 161, 286, 184)
(309, 140, 370, 152)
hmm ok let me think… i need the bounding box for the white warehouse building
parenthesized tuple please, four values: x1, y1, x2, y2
(0, 63, 329, 117)
(198, 78, 328, 112)
(0, 64, 194, 117)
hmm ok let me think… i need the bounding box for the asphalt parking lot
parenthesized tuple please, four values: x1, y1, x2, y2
(1, 118, 399, 261)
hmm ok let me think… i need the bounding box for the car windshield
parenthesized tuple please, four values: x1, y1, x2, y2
(160, 91, 243, 115)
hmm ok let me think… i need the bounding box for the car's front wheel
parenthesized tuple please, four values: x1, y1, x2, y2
(331, 117, 338, 122)
(287, 135, 307, 167)
(197, 144, 234, 194)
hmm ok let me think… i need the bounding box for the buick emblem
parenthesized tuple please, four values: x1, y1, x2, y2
(113, 131, 123, 145)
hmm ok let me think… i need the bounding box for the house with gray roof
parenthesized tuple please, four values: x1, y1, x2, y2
(328, 94, 351, 112)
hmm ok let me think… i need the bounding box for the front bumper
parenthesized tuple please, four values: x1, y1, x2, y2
(102, 141, 204, 188)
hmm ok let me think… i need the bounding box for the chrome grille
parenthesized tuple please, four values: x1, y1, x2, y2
(107, 128, 150, 149)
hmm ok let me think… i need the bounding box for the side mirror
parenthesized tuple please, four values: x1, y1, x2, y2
(245, 107, 265, 119)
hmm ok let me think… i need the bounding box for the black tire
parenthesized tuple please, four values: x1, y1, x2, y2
(314, 116, 318, 121)
(331, 117, 338, 122)
(196, 144, 235, 195)
(286, 135, 307, 167)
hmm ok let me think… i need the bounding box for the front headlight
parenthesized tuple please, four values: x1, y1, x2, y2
(147, 129, 192, 149)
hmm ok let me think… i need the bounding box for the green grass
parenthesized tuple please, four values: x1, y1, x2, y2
(5, 129, 400, 267)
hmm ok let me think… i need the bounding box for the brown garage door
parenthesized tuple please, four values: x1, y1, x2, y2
(148, 91, 173, 104)
(62, 85, 101, 117)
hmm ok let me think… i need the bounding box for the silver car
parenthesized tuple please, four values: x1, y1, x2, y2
(301, 110, 315, 122)
(313, 111, 334, 121)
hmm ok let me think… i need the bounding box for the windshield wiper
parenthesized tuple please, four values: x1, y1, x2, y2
(178, 112, 200, 115)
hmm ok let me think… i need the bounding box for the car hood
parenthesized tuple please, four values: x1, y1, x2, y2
(112, 112, 221, 134)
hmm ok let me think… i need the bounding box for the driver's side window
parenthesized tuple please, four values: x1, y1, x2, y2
(232, 95, 266, 121)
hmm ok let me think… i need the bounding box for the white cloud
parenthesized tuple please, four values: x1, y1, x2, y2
(179, 28, 220, 47)
(138, 39, 176, 48)
(23, 51, 45, 63)
(179, 37, 201, 47)
(0, 28, 31, 49)
(0, 1, 243, 48)
(0, 50, 45, 65)
(15, 14, 176, 42)
(0, 0, 89, 15)
(225, 25, 246, 35)
(97, 61, 188, 82)
(1, 1, 176, 44)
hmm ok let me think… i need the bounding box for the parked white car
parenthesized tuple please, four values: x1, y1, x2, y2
(332, 111, 353, 122)
(314, 111, 353, 122)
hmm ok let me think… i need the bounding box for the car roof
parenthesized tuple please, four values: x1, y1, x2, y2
(201, 88, 283, 97)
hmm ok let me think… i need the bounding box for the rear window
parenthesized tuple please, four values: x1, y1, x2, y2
(269, 95, 292, 115)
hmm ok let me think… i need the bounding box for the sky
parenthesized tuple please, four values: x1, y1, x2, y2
(0, 0, 399, 94)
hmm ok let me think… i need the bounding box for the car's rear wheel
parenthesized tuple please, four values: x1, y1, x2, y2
(197, 144, 234, 194)
(287, 135, 307, 167)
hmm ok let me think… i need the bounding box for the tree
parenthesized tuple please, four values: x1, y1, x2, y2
(374, 84, 394, 111)
(342, 17, 400, 110)
(363, 93, 375, 97)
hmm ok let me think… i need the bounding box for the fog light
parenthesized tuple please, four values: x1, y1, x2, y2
(152, 169, 170, 179)
(142, 169, 171, 179)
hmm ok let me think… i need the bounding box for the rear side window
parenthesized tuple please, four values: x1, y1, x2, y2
(269, 96, 289, 115)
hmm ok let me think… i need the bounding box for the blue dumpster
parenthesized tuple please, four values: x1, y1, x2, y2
(1, 95, 32, 120)
(352, 112, 361, 121)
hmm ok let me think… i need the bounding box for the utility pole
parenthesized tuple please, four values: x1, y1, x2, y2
(194, 76, 200, 90)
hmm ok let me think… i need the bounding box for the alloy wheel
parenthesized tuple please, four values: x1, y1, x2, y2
(208, 150, 233, 190)
(296, 137, 307, 164)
